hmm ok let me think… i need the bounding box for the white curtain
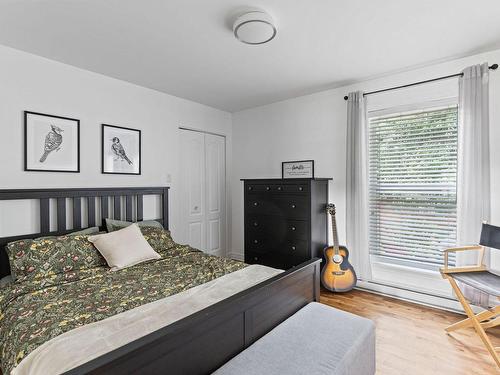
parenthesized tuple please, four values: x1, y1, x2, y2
(456, 63, 491, 306)
(346, 91, 372, 281)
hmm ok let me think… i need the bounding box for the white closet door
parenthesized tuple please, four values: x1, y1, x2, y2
(205, 134, 226, 257)
(180, 130, 226, 256)
(180, 130, 206, 251)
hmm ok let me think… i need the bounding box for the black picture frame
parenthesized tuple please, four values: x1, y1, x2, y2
(24, 111, 80, 173)
(282, 160, 315, 179)
(101, 124, 142, 175)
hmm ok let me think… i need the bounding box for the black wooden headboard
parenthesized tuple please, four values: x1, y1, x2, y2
(0, 187, 169, 278)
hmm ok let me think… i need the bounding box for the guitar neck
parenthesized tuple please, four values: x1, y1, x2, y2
(331, 212, 340, 254)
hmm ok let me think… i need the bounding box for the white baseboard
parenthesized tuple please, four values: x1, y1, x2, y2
(356, 280, 480, 314)
(229, 252, 244, 261)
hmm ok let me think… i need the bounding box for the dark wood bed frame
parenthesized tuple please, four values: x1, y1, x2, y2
(0, 187, 321, 375)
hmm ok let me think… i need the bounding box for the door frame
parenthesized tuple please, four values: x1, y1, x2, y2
(179, 126, 229, 257)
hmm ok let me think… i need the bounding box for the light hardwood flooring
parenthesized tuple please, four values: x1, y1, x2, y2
(320, 289, 500, 375)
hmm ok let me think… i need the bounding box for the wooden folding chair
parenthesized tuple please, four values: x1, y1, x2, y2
(440, 223, 500, 367)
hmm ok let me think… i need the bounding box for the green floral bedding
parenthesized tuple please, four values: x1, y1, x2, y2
(6, 234, 107, 281)
(0, 244, 246, 374)
(5, 227, 176, 283)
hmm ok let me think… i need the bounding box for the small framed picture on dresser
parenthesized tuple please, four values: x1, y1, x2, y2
(24, 111, 80, 173)
(102, 124, 141, 175)
(282, 160, 314, 179)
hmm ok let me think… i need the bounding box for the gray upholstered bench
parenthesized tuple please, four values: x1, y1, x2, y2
(213, 302, 375, 375)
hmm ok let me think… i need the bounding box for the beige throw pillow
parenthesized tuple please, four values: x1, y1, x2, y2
(88, 224, 161, 271)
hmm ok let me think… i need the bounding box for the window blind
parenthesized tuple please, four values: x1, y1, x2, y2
(368, 106, 458, 267)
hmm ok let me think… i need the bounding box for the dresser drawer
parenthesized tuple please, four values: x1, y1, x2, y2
(276, 196, 309, 219)
(246, 183, 309, 194)
(246, 216, 308, 241)
(245, 215, 279, 239)
(245, 196, 280, 215)
(280, 239, 309, 257)
(246, 195, 308, 219)
(245, 249, 309, 269)
(246, 184, 269, 193)
(245, 251, 287, 269)
(283, 184, 309, 193)
(285, 220, 308, 239)
(246, 183, 288, 193)
(245, 231, 309, 255)
(245, 236, 275, 252)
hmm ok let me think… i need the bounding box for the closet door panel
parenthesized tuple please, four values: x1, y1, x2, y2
(188, 222, 203, 250)
(205, 134, 226, 256)
(180, 130, 206, 251)
(208, 219, 221, 252)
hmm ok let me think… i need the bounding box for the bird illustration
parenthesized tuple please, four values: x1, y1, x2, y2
(39, 125, 63, 163)
(111, 137, 133, 165)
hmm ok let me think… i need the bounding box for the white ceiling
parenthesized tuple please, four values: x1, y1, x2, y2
(1, 0, 500, 112)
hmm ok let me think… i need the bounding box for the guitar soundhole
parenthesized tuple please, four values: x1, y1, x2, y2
(333, 254, 343, 264)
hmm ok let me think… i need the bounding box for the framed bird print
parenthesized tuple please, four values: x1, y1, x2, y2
(101, 124, 141, 175)
(24, 111, 80, 172)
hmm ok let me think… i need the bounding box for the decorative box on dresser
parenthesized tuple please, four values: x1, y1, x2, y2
(242, 178, 331, 269)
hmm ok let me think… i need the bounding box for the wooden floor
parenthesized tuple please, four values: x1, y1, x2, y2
(320, 289, 500, 375)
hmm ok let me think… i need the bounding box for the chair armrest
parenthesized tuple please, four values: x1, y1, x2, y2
(441, 245, 483, 253)
(440, 245, 485, 277)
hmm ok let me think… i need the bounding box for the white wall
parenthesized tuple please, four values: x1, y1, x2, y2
(231, 48, 500, 300)
(230, 89, 348, 260)
(0, 45, 232, 245)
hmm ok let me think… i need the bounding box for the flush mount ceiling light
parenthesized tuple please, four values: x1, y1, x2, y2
(233, 11, 277, 45)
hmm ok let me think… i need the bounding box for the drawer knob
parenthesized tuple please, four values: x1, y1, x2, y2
(291, 226, 296, 231)
(253, 222, 258, 227)
(299, 187, 303, 191)
(266, 186, 270, 191)
(253, 202, 259, 206)
(248, 186, 253, 191)
(291, 204, 296, 209)
(291, 246, 296, 251)
(254, 256, 258, 261)
(254, 239, 259, 244)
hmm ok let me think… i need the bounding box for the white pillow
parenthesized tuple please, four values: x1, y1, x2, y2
(88, 224, 161, 271)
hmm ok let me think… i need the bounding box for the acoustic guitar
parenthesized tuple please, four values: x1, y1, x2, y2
(321, 203, 357, 292)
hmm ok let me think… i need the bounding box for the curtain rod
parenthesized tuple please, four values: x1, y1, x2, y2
(343, 63, 498, 101)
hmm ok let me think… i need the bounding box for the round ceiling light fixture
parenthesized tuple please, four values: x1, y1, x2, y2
(233, 11, 277, 45)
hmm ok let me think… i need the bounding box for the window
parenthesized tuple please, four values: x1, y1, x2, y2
(368, 105, 458, 268)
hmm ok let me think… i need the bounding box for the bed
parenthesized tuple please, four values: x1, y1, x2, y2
(0, 187, 321, 375)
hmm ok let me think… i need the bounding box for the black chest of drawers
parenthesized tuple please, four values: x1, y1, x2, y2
(243, 178, 330, 269)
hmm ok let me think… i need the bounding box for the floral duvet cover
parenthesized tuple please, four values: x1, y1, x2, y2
(0, 244, 246, 374)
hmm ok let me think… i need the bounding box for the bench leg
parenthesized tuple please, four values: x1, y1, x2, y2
(448, 277, 500, 368)
(313, 261, 321, 302)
